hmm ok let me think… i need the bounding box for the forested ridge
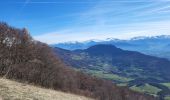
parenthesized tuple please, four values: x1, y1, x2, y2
(0, 22, 156, 100)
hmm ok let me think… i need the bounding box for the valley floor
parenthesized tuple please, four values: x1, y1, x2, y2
(0, 78, 92, 100)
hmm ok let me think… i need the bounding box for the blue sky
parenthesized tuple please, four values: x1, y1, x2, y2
(1, 0, 170, 44)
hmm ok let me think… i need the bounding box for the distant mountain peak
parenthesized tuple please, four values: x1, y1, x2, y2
(54, 35, 170, 45)
(131, 36, 149, 40)
(130, 35, 170, 41)
(153, 35, 170, 39)
(85, 44, 123, 56)
(87, 44, 117, 49)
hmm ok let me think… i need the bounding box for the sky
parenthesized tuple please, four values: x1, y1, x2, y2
(0, 0, 170, 44)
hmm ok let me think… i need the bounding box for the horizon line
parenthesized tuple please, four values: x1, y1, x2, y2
(49, 34, 170, 44)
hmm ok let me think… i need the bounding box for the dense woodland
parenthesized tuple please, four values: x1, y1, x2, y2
(0, 23, 157, 100)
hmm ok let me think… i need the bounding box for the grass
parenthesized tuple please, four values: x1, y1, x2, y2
(161, 83, 170, 89)
(162, 83, 170, 100)
(117, 83, 128, 86)
(165, 95, 170, 100)
(130, 83, 162, 96)
(0, 78, 93, 100)
(71, 55, 83, 60)
(86, 70, 132, 82)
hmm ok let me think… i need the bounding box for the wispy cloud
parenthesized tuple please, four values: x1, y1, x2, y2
(16, 1, 99, 4)
(16, 0, 30, 17)
(33, 0, 170, 44)
(34, 20, 170, 44)
(20, 0, 30, 11)
(14, 0, 170, 4)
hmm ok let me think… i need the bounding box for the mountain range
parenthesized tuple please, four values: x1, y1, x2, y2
(54, 44, 170, 100)
(53, 35, 170, 60)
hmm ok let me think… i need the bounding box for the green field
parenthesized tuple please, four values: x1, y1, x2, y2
(86, 70, 133, 83)
(165, 95, 170, 100)
(162, 83, 170, 89)
(130, 83, 162, 96)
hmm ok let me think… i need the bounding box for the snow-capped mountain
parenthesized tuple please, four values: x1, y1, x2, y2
(51, 35, 170, 60)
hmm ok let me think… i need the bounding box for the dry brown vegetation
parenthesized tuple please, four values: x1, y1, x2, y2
(0, 78, 93, 100)
(0, 22, 157, 100)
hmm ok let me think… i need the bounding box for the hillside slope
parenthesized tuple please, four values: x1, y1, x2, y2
(54, 44, 170, 99)
(0, 78, 92, 100)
